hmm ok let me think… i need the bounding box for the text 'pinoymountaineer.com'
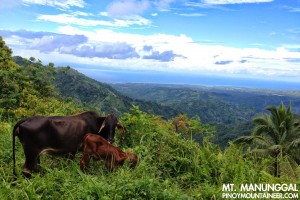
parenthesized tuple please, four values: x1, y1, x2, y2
(222, 183, 299, 199)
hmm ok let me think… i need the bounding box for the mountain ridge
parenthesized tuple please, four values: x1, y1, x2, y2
(12, 56, 178, 119)
(112, 83, 300, 146)
(53, 67, 178, 118)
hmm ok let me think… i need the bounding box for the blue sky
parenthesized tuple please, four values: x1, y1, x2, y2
(0, 0, 300, 84)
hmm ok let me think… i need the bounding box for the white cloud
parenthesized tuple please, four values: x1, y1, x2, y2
(106, 0, 150, 18)
(114, 15, 152, 27)
(37, 14, 114, 26)
(0, 0, 21, 8)
(288, 27, 300, 34)
(99, 12, 109, 17)
(72, 11, 93, 16)
(3, 27, 300, 81)
(37, 13, 151, 27)
(105, 0, 177, 18)
(203, 0, 273, 4)
(282, 6, 300, 13)
(154, 0, 176, 11)
(176, 13, 206, 17)
(22, 0, 85, 8)
(55, 27, 300, 79)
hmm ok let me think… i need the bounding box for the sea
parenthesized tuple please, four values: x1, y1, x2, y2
(76, 68, 300, 91)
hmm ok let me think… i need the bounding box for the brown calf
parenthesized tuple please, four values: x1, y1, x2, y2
(80, 133, 137, 171)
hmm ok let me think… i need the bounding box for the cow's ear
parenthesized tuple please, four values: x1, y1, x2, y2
(116, 123, 125, 133)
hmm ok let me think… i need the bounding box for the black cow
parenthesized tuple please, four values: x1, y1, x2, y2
(12, 111, 124, 176)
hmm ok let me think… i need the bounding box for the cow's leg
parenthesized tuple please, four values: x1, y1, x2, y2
(67, 151, 77, 160)
(62, 151, 77, 160)
(34, 155, 40, 171)
(80, 153, 90, 171)
(22, 147, 40, 178)
(36, 156, 41, 170)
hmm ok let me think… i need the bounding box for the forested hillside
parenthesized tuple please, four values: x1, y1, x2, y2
(0, 44, 80, 120)
(11, 56, 177, 119)
(113, 83, 300, 146)
(53, 67, 177, 118)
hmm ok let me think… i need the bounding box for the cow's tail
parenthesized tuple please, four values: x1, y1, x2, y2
(13, 127, 17, 177)
(12, 118, 28, 177)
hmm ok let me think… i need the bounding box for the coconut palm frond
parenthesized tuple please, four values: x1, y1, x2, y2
(288, 148, 300, 163)
(234, 135, 271, 149)
(280, 155, 299, 178)
(233, 136, 256, 145)
(294, 119, 300, 126)
(252, 125, 276, 146)
(285, 155, 299, 169)
(253, 136, 272, 148)
(238, 103, 300, 178)
(252, 115, 269, 126)
(279, 125, 287, 145)
(294, 120, 300, 131)
(251, 148, 271, 157)
(287, 138, 300, 149)
(267, 105, 281, 126)
(268, 145, 282, 153)
(252, 125, 269, 136)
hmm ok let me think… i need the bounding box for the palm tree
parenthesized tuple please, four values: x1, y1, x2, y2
(235, 102, 300, 177)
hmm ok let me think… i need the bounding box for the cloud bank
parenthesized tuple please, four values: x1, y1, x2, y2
(203, 0, 273, 4)
(1, 28, 300, 82)
(22, 0, 85, 9)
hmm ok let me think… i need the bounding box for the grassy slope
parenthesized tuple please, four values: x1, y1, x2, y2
(2, 109, 299, 199)
(0, 113, 202, 199)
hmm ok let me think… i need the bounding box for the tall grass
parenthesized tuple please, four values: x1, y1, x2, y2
(1, 108, 299, 199)
(0, 118, 195, 199)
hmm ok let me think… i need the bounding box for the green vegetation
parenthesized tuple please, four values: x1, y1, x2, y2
(0, 107, 297, 199)
(2, 107, 300, 199)
(1, 36, 300, 199)
(1, 38, 80, 120)
(113, 83, 300, 147)
(52, 67, 177, 118)
(235, 103, 300, 178)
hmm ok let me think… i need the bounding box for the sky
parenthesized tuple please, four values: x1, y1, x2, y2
(0, 0, 300, 86)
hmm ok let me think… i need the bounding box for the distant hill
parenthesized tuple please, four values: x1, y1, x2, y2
(53, 67, 178, 118)
(112, 83, 300, 146)
(12, 56, 177, 118)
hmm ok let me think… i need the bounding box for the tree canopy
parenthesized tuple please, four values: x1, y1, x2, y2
(235, 103, 300, 177)
(0, 36, 80, 119)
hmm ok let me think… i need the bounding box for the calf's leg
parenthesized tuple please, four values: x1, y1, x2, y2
(80, 153, 90, 171)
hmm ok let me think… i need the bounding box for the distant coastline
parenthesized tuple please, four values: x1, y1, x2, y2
(76, 68, 300, 91)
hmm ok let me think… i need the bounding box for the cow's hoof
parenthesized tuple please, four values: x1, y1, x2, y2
(22, 171, 32, 179)
(22, 168, 33, 179)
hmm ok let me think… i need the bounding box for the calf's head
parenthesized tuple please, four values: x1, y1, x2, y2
(98, 114, 124, 144)
(126, 153, 138, 168)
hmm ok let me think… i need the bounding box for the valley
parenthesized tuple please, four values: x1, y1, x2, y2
(113, 83, 300, 146)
